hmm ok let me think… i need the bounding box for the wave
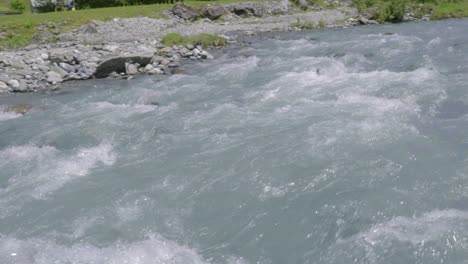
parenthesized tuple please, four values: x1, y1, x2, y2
(353, 209, 468, 245)
(0, 142, 116, 217)
(0, 234, 206, 264)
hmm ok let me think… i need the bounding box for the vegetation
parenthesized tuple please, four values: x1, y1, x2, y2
(161, 33, 226, 47)
(0, 0, 255, 49)
(353, 0, 468, 22)
(290, 18, 326, 29)
(429, 1, 468, 19)
(9, 0, 25, 12)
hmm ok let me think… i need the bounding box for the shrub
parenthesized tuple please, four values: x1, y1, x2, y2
(9, 0, 25, 13)
(385, 0, 407, 21)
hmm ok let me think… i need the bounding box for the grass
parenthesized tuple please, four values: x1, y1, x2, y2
(290, 18, 326, 30)
(0, 0, 259, 49)
(161, 33, 226, 47)
(429, 1, 468, 19)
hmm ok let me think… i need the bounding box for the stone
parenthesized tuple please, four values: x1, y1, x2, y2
(46, 71, 63, 83)
(179, 47, 190, 55)
(170, 3, 200, 21)
(186, 44, 195, 50)
(103, 45, 119, 52)
(148, 68, 163, 75)
(59, 62, 75, 73)
(50, 51, 76, 64)
(144, 64, 154, 71)
(201, 5, 228, 20)
(168, 62, 180, 68)
(59, 32, 76, 42)
(94, 54, 152, 78)
(151, 55, 165, 64)
(83, 24, 98, 34)
(6, 104, 32, 115)
(160, 47, 173, 55)
(125, 63, 139, 75)
(7, 80, 20, 89)
(160, 59, 170, 66)
(0, 81, 8, 92)
(41, 53, 49, 60)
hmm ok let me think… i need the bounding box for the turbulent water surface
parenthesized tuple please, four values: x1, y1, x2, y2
(1, 19, 468, 264)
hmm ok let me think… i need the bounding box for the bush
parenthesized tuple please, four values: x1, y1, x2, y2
(385, 0, 407, 21)
(9, 0, 25, 13)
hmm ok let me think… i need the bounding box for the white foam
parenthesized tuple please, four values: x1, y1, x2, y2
(354, 209, 468, 245)
(0, 106, 23, 121)
(91, 101, 156, 114)
(0, 235, 206, 264)
(0, 143, 116, 216)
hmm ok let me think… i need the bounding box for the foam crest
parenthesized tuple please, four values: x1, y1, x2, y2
(355, 209, 468, 245)
(0, 143, 116, 216)
(0, 111, 22, 121)
(0, 235, 206, 264)
(91, 101, 156, 114)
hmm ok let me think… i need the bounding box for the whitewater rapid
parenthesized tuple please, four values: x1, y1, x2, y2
(0, 19, 467, 264)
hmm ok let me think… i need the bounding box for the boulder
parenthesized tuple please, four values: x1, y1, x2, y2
(94, 54, 152, 78)
(125, 63, 139, 75)
(7, 80, 20, 89)
(0, 81, 9, 92)
(8, 80, 28, 92)
(201, 5, 228, 20)
(46, 71, 63, 83)
(50, 50, 76, 64)
(170, 3, 200, 21)
(83, 24, 98, 34)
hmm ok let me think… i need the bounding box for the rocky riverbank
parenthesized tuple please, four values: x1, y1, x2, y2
(0, 0, 429, 96)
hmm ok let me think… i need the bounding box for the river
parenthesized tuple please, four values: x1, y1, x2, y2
(0, 18, 467, 264)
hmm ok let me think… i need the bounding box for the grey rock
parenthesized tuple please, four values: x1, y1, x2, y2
(170, 3, 200, 21)
(41, 53, 49, 60)
(0, 74, 11, 84)
(50, 66, 69, 79)
(186, 44, 195, 50)
(94, 54, 152, 78)
(148, 68, 163, 75)
(160, 59, 170, 65)
(7, 80, 20, 89)
(160, 47, 173, 55)
(125, 63, 139, 75)
(46, 71, 63, 83)
(201, 5, 228, 20)
(59, 62, 75, 72)
(0, 81, 9, 92)
(83, 24, 98, 34)
(151, 55, 165, 64)
(59, 32, 76, 42)
(50, 51, 76, 64)
(144, 64, 154, 71)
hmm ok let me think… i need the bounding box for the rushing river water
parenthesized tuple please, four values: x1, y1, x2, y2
(1, 19, 468, 264)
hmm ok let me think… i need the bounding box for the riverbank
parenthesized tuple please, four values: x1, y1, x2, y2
(0, 0, 465, 96)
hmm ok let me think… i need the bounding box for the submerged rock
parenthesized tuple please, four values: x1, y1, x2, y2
(5, 104, 32, 115)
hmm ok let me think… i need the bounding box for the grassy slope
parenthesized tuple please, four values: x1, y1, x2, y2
(429, 1, 468, 19)
(0, 0, 260, 48)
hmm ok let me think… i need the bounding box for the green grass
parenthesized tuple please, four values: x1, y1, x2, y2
(0, 0, 259, 49)
(430, 1, 468, 19)
(161, 33, 226, 47)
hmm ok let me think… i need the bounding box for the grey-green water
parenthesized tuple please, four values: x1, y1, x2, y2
(0, 19, 467, 264)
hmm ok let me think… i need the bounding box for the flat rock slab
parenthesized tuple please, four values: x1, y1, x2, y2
(94, 54, 152, 78)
